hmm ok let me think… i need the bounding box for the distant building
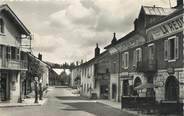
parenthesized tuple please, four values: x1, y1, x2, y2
(49, 68, 60, 86)
(70, 66, 81, 88)
(77, 44, 110, 99)
(0, 4, 31, 103)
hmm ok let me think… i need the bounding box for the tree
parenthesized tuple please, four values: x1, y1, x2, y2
(28, 55, 44, 80)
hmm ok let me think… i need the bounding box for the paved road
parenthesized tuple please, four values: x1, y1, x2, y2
(0, 87, 136, 116)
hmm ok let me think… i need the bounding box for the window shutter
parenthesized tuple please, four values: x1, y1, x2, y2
(175, 37, 179, 59)
(127, 52, 129, 68)
(164, 40, 168, 60)
(139, 48, 142, 62)
(133, 50, 136, 66)
(121, 53, 124, 68)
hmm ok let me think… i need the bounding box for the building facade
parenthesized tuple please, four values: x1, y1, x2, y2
(79, 44, 110, 99)
(70, 66, 81, 88)
(146, 3, 184, 102)
(28, 53, 50, 91)
(105, 3, 178, 102)
(0, 4, 31, 103)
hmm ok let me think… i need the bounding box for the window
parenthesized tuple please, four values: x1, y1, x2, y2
(148, 44, 155, 60)
(121, 53, 124, 68)
(164, 36, 179, 61)
(11, 47, 16, 60)
(0, 45, 2, 58)
(113, 62, 116, 73)
(133, 48, 142, 66)
(122, 52, 129, 69)
(0, 19, 4, 34)
(16, 48, 20, 60)
(6, 46, 11, 59)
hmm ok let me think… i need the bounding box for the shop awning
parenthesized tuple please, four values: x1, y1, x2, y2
(134, 83, 155, 90)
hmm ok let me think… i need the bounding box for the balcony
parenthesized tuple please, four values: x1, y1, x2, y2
(0, 59, 28, 70)
(136, 60, 157, 72)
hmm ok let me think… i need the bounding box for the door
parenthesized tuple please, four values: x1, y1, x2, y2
(165, 76, 179, 101)
(0, 77, 6, 101)
(112, 84, 117, 99)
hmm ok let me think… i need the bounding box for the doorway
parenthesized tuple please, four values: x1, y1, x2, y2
(123, 80, 129, 96)
(0, 76, 7, 101)
(133, 77, 142, 96)
(165, 76, 179, 101)
(112, 84, 117, 99)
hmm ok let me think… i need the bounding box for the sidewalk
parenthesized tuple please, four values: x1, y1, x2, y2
(0, 98, 48, 108)
(96, 100, 156, 116)
(0, 87, 52, 108)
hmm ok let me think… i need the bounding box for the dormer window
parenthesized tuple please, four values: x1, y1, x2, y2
(0, 19, 4, 34)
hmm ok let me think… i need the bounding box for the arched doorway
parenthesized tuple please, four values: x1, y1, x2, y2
(165, 76, 179, 101)
(133, 77, 142, 96)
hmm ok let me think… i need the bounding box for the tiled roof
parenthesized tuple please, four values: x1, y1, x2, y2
(143, 6, 176, 16)
(147, 7, 183, 28)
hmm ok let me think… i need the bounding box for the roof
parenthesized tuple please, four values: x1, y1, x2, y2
(142, 6, 176, 16)
(147, 7, 184, 28)
(28, 53, 51, 68)
(52, 68, 62, 75)
(79, 50, 109, 67)
(0, 4, 31, 35)
(104, 30, 138, 49)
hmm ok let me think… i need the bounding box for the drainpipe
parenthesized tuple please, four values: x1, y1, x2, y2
(112, 46, 121, 102)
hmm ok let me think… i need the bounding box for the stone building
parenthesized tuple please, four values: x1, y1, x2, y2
(0, 4, 31, 103)
(79, 44, 110, 99)
(104, 3, 177, 102)
(146, 1, 184, 102)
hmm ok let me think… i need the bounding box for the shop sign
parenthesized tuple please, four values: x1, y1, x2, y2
(147, 14, 184, 41)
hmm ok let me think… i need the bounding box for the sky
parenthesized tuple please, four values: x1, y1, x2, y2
(0, 0, 176, 64)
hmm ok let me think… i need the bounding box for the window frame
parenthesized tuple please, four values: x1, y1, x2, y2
(148, 43, 155, 61)
(124, 52, 129, 69)
(167, 36, 179, 62)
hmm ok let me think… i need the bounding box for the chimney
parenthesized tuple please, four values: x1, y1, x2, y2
(76, 61, 79, 66)
(38, 53, 42, 60)
(111, 32, 117, 44)
(81, 60, 83, 64)
(176, 0, 183, 7)
(95, 43, 100, 57)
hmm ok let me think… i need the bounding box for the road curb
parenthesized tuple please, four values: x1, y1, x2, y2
(0, 98, 48, 108)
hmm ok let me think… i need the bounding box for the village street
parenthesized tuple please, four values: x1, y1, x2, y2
(0, 87, 136, 116)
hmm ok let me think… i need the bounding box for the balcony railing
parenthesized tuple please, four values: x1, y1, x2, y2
(0, 59, 28, 70)
(136, 60, 157, 72)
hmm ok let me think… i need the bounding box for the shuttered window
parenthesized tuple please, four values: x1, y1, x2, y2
(133, 48, 142, 67)
(124, 52, 129, 69)
(148, 44, 155, 60)
(166, 36, 179, 61)
(121, 53, 125, 68)
(164, 39, 168, 60)
(175, 36, 179, 59)
(0, 19, 4, 34)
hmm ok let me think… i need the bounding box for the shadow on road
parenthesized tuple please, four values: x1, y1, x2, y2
(61, 102, 136, 116)
(55, 86, 68, 88)
(56, 96, 90, 100)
